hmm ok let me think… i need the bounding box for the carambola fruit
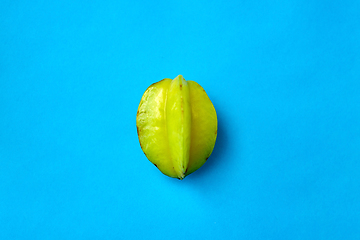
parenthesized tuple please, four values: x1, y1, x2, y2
(136, 75, 217, 179)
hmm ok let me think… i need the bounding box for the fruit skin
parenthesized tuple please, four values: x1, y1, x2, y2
(136, 75, 217, 179)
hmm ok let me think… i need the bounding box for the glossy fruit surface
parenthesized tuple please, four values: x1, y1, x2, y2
(136, 75, 217, 179)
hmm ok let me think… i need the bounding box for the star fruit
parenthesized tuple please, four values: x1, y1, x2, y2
(136, 75, 217, 179)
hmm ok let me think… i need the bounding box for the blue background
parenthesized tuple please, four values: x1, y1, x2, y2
(1, 0, 359, 239)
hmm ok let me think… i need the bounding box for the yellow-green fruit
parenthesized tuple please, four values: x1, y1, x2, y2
(136, 75, 217, 179)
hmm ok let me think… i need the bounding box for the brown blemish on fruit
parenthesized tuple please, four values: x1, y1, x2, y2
(215, 130, 217, 134)
(145, 79, 166, 92)
(205, 157, 209, 161)
(154, 163, 158, 168)
(137, 126, 145, 152)
(137, 110, 146, 117)
(180, 84, 182, 90)
(148, 83, 156, 88)
(181, 96, 184, 113)
(148, 78, 166, 88)
(137, 133, 147, 158)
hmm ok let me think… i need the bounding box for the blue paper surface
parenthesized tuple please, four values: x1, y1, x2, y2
(1, 0, 359, 239)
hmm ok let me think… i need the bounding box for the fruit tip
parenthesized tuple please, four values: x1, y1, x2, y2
(175, 74, 184, 80)
(177, 171, 185, 180)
